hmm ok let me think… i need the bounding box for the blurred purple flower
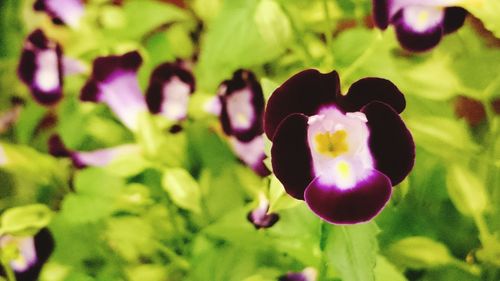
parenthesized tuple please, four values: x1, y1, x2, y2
(218, 70, 270, 177)
(247, 195, 279, 229)
(146, 61, 195, 122)
(279, 268, 317, 281)
(48, 134, 139, 169)
(0, 229, 54, 281)
(81, 51, 148, 131)
(265, 69, 415, 224)
(34, 0, 84, 27)
(18, 29, 63, 106)
(373, 0, 468, 52)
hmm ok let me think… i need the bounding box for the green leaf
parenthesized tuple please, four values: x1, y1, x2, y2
(465, 0, 500, 39)
(374, 256, 408, 281)
(104, 217, 156, 261)
(196, 0, 291, 91)
(385, 236, 454, 269)
(326, 222, 379, 281)
(406, 116, 479, 158)
(162, 168, 202, 213)
(0, 204, 53, 235)
(446, 165, 488, 216)
(60, 168, 124, 223)
(102, 0, 191, 40)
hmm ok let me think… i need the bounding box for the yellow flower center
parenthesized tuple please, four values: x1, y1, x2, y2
(314, 130, 349, 158)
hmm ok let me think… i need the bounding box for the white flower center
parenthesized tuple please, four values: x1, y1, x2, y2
(307, 107, 373, 190)
(36, 50, 59, 92)
(161, 76, 191, 121)
(403, 6, 444, 33)
(227, 88, 254, 130)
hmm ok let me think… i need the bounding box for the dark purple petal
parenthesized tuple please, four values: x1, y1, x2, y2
(264, 70, 340, 140)
(372, 0, 392, 29)
(304, 170, 392, 224)
(145, 62, 195, 121)
(17, 29, 63, 106)
(48, 134, 71, 157)
(271, 114, 313, 200)
(80, 51, 147, 130)
(247, 199, 279, 229)
(219, 70, 265, 142)
(443, 7, 467, 34)
(362, 101, 415, 186)
(392, 8, 444, 52)
(340, 77, 406, 114)
(34, 0, 84, 27)
(0, 229, 55, 281)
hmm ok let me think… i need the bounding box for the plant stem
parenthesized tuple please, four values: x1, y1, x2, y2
(322, 0, 335, 65)
(1, 259, 16, 281)
(341, 32, 382, 83)
(318, 221, 330, 281)
(279, 2, 314, 65)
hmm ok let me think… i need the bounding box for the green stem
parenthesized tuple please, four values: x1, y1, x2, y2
(1, 259, 16, 281)
(322, 0, 334, 55)
(154, 241, 190, 270)
(341, 32, 383, 83)
(318, 221, 330, 281)
(279, 3, 314, 65)
(473, 213, 491, 245)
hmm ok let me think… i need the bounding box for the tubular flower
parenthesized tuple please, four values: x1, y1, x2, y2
(48, 134, 139, 169)
(265, 70, 415, 224)
(247, 194, 279, 229)
(18, 29, 63, 106)
(81, 51, 148, 131)
(279, 268, 317, 281)
(146, 61, 195, 122)
(373, 0, 468, 52)
(34, 0, 84, 28)
(218, 70, 270, 177)
(0, 229, 54, 281)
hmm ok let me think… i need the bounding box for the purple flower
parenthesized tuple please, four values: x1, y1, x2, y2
(81, 51, 148, 131)
(34, 0, 84, 27)
(18, 29, 63, 106)
(279, 268, 317, 281)
(373, 0, 467, 52)
(48, 134, 139, 168)
(265, 70, 415, 224)
(218, 70, 270, 177)
(247, 195, 279, 229)
(146, 61, 195, 121)
(219, 70, 265, 143)
(0, 229, 54, 281)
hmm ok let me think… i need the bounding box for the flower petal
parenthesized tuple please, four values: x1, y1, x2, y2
(340, 78, 406, 114)
(443, 7, 467, 34)
(2, 228, 55, 281)
(80, 51, 147, 130)
(18, 29, 63, 106)
(372, 0, 391, 29)
(230, 135, 271, 177)
(71, 145, 140, 169)
(146, 62, 195, 121)
(271, 113, 314, 200)
(393, 6, 444, 52)
(265, 69, 340, 140)
(219, 70, 265, 142)
(362, 101, 415, 186)
(304, 170, 392, 224)
(34, 0, 84, 27)
(247, 196, 279, 229)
